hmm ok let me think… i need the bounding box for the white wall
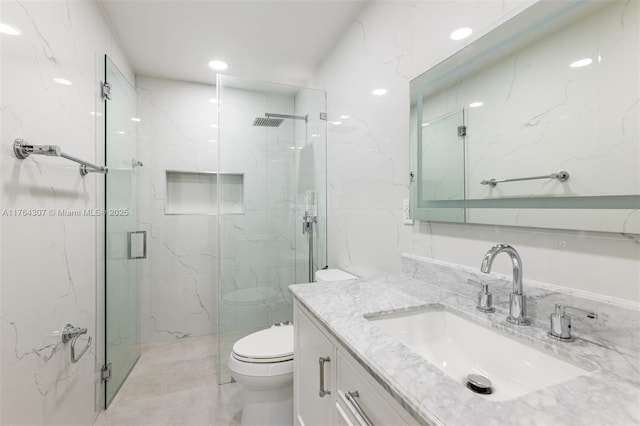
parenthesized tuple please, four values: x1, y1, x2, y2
(317, 0, 640, 302)
(0, 1, 132, 424)
(136, 76, 218, 343)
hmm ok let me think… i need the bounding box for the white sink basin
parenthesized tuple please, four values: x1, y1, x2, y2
(368, 307, 594, 401)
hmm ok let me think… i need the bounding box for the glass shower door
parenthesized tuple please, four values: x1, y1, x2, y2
(217, 75, 327, 383)
(104, 55, 140, 407)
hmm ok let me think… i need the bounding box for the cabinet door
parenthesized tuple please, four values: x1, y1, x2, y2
(294, 304, 336, 426)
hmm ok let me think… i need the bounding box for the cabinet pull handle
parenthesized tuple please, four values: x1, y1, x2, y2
(318, 356, 331, 397)
(345, 391, 374, 426)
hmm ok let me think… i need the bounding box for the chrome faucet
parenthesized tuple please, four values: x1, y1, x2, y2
(480, 244, 530, 326)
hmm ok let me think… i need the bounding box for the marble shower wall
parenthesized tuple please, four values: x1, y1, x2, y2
(316, 0, 640, 302)
(136, 76, 218, 343)
(0, 1, 132, 424)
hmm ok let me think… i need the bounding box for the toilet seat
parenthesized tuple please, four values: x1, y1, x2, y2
(229, 353, 294, 377)
(232, 324, 293, 363)
(232, 352, 292, 363)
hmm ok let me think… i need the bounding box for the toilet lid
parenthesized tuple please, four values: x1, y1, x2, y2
(232, 324, 293, 362)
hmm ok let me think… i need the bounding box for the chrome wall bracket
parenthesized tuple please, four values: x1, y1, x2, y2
(265, 112, 308, 123)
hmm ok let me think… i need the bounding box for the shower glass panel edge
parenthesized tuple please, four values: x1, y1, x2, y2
(104, 54, 141, 407)
(216, 75, 327, 384)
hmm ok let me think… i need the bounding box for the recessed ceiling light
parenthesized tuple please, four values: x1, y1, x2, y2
(372, 88, 387, 96)
(339, 115, 350, 119)
(311, 133, 320, 137)
(0, 23, 20, 36)
(289, 146, 295, 150)
(330, 121, 342, 125)
(53, 78, 72, 86)
(450, 27, 473, 41)
(208, 60, 228, 71)
(116, 131, 126, 135)
(209, 98, 218, 104)
(90, 111, 102, 117)
(469, 101, 484, 108)
(569, 58, 592, 68)
(131, 117, 141, 122)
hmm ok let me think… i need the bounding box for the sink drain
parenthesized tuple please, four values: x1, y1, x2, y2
(466, 374, 493, 395)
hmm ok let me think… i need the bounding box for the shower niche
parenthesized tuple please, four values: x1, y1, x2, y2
(165, 170, 244, 215)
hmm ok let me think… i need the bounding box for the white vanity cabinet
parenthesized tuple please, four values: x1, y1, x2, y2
(294, 302, 419, 426)
(294, 301, 337, 425)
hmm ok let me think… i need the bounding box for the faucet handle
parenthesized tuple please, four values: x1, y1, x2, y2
(548, 303, 598, 342)
(471, 280, 495, 313)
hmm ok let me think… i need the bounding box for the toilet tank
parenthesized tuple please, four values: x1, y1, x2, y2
(314, 269, 358, 284)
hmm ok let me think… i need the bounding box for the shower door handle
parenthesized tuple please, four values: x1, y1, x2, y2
(127, 231, 147, 259)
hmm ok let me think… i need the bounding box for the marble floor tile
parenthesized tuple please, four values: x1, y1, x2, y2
(95, 334, 242, 426)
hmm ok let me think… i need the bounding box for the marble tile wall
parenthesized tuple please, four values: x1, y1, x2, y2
(316, 0, 640, 302)
(0, 0, 132, 424)
(136, 76, 218, 343)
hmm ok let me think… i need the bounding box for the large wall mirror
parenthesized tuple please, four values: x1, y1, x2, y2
(410, 0, 639, 234)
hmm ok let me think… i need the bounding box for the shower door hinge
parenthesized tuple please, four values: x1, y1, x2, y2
(457, 125, 467, 137)
(101, 81, 112, 100)
(319, 112, 327, 121)
(101, 363, 112, 382)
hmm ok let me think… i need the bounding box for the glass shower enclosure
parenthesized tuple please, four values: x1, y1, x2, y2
(104, 55, 141, 406)
(216, 75, 327, 383)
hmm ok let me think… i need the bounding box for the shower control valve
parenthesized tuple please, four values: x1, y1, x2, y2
(302, 211, 317, 234)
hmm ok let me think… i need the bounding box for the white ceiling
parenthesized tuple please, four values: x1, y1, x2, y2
(99, 0, 368, 87)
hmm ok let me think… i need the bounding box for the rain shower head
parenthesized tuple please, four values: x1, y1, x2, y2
(252, 112, 308, 127)
(252, 117, 284, 127)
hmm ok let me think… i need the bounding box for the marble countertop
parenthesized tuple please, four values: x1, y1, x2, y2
(290, 274, 640, 426)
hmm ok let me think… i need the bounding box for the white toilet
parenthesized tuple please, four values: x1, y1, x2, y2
(228, 324, 294, 426)
(228, 269, 358, 426)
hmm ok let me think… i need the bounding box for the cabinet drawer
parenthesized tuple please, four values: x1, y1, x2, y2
(337, 351, 418, 425)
